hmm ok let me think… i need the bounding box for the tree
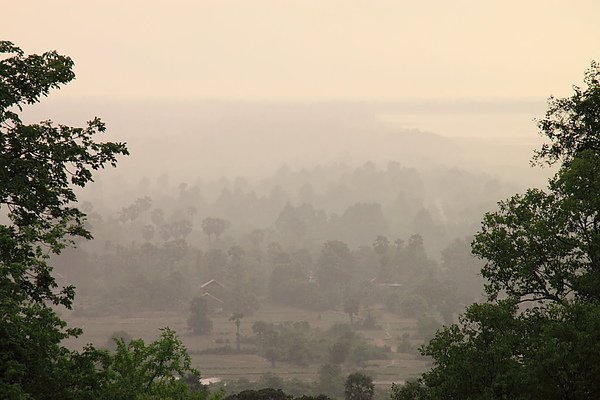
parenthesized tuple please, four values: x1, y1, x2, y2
(252, 320, 271, 352)
(344, 372, 374, 400)
(328, 340, 351, 365)
(0, 42, 207, 400)
(390, 380, 429, 400)
(141, 224, 155, 241)
(474, 61, 600, 306)
(316, 364, 344, 399)
(0, 41, 128, 399)
(151, 208, 165, 226)
(263, 329, 282, 367)
(333, 203, 390, 248)
(230, 312, 244, 352)
(533, 60, 600, 166)
(226, 246, 260, 315)
(440, 238, 483, 305)
(100, 328, 203, 400)
(275, 202, 327, 246)
(343, 295, 360, 326)
(201, 217, 230, 241)
(188, 296, 213, 335)
(256, 372, 285, 390)
(171, 219, 193, 240)
(316, 240, 356, 307)
(391, 62, 600, 400)
(119, 196, 152, 223)
(372, 235, 390, 256)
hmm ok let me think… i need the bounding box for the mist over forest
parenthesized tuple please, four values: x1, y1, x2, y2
(37, 100, 551, 313)
(23, 99, 548, 183)
(4, 2, 599, 399)
(26, 98, 554, 399)
(16, 97, 559, 399)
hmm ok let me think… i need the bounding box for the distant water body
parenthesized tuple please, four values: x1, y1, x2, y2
(377, 111, 544, 144)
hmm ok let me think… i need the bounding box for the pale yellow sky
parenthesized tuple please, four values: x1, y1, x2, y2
(4, 1, 599, 101)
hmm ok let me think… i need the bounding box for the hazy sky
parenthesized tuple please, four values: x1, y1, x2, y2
(5, 1, 599, 102)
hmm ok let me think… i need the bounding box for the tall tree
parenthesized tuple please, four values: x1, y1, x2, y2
(343, 295, 360, 326)
(230, 312, 244, 352)
(188, 296, 213, 335)
(0, 41, 215, 400)
(392, 62, 600, 400)
(201, 217, 230, 241)
(252, 320, 271, 352)
(0, 41, 128, 398)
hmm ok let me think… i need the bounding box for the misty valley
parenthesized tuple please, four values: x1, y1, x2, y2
(2, 12, 600, 398)
(56, 160, 503, 398)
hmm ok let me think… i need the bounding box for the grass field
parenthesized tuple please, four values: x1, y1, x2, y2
(63, 302, 431, 386)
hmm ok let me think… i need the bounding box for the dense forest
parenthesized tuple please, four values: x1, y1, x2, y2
(60, 160, 502, 318)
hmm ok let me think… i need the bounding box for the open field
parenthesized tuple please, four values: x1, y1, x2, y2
(63, 302, 431, 386)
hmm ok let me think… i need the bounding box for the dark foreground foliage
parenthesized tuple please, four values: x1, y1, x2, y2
(392, 62, 600, 400)
(0, 41, 212, 400)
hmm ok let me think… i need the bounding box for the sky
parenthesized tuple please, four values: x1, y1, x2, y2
(2, 1, 598, 183)
(4, 1, 600, 102)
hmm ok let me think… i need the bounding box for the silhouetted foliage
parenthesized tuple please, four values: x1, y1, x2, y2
(392, 61, 600, 400)
(0, 41, 128, 399)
